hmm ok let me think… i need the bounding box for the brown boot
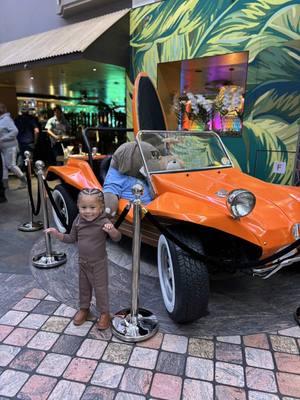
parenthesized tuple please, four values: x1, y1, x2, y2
(73, 309, 89, 326)
(97, 313, 110, 330)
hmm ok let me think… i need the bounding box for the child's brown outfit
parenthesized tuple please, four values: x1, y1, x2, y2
(62, 213, 117, 313)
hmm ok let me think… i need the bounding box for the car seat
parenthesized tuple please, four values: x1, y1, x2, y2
(132, 72, 168, 135)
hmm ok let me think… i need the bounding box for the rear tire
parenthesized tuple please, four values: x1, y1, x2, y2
(51, 184, 78, 233)
(157, 229, 209, 323)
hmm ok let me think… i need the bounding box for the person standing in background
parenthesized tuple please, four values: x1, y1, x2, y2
(45, 105, 70, 165)
(15, 106, 39, 170)
(0, 103, 27, 190)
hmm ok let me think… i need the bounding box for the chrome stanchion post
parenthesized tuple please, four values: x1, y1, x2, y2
(32, 160, 67, 269)
(18, 151, 43, 232)
(111, 183, 159, 342)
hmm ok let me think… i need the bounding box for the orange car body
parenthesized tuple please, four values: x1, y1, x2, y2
(48, 154, 300, 259)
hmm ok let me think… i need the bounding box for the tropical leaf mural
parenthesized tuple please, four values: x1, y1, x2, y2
(130, 0, 300, 184)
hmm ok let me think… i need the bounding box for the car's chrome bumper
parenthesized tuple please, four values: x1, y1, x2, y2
(252, 247, 300, 279)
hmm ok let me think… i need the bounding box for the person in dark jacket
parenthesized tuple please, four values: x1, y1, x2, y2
(15, 106, 39, 170)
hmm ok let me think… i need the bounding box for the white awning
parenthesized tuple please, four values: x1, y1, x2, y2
(0, 9, 129, 69)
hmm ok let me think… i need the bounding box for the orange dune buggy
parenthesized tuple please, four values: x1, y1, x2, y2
(46, 73, 300, 323)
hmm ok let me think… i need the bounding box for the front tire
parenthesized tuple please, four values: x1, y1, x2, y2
(51, 184, 78, 233)
(157, 231, 209, 323)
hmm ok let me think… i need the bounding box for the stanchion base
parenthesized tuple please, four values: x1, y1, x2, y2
(111, 308, 159, 342)
(32, 252, 67, 269)
(18, 221, 43, 232)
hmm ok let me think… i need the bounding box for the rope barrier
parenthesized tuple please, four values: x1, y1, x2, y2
(114, 202, 131, 229)
(24, 162, 41, 216)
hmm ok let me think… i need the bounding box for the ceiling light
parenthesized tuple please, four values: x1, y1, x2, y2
(92, 68, 97, 72)
(30, 76, 34, 80)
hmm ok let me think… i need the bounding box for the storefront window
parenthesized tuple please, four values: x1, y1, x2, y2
(158, 51, 248, 137)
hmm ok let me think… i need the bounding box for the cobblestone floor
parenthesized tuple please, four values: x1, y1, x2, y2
(0, 286, 299, 399)
(1, 177, 300, 399)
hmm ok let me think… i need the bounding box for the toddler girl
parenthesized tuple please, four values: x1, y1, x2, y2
(45, 188, 121, 330)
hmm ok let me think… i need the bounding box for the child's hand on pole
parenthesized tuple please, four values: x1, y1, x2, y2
(44, 227, 63, 240)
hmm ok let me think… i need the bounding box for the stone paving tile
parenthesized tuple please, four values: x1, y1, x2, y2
(278, 326, 300, 338)
(129, 347, 158, 370)
(53, 304, 77, 318)
(217, 335, 241, 344)
(216, 342, 243, 364)
(12, 298, 40, 312)
(215, 361, 244, 387)
(137, 332, 163, 349)
(63, 357, 97, 382)
(275, 352, 300, 373)
(120, 367, 152, 395)
(156, 351, 186, 376)
(103, 342, 133, 364)
(81, 386, 115, 400)
(4, 327, 36, 346)
(185, 356, 214, 381)
(0, 344, 21, 367)
(19, 313, 49, 329)
(51, 334, 84, 355)
(162, 333, 188, 354)
(32, 300, 60, 315)
(77, 338, 107, 359)
(64, 320, 93, 336)
(0, 369, 29, 397)
(44, 295, 58, 302)
(27, 331, 59, 350)
(41, 316, 71, 333)
(282, 397, 300, 400)
(9, 349, 46, 372)
(245, 347, 274, 369)
(0, 325, 14, 341)
(91, 362, 124, 388)
(88, 324, 112, 341)
(0, 310, 27, 326)
(115, 393, 146, 400)
(47, 380, 86, 400)
(276, 371, 300, 398)
(248, 391, 280, 400)
(243, 333, 269, 349)
(270, 335, 299, 354)
(215, 385, 246, 400)
(188, 338, 214, 359)
(183, 378, 213, 400)
(17, 374, 57, 400)
(25, 288, 47, 299)
(36, 353, 71, 376)
(246, 366, 277, 393)
(150, 372, 182, 400)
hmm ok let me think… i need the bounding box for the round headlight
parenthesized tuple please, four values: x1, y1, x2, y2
(226, 189, 256, 219)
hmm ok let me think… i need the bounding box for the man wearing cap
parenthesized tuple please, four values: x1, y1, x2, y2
(45, 105, 70, 165)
